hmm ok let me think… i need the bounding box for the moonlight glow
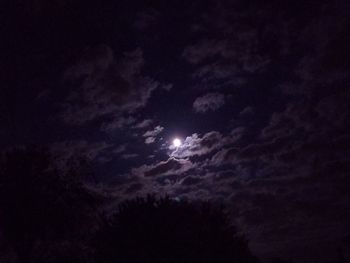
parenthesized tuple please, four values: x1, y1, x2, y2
(173, 138, 182, 147)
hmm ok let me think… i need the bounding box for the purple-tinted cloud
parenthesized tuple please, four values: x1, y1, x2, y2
(132, 157, 194, 177)
(143, 125, 164, 137)
(133, 119, 153, 129)
(101, 116, 136, 132)
(50, 140, 113, 165)
(60, 45, 160, 126)
(169, 131, 237, 158)
(121, 153, 139, 159)
(144, 137, 156, 144)
(193, 93, 225, 113)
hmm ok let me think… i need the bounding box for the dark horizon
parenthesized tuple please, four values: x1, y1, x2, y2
(1, 0, 350, 262)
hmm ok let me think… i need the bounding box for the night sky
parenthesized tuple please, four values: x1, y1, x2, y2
(1, 0, 350, 262)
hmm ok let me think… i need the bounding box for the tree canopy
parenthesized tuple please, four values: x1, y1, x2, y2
(94, 195, 258, 263)
(0, 148, 257, 263)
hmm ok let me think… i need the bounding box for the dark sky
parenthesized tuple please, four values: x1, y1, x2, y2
(1, 0, 350, 262)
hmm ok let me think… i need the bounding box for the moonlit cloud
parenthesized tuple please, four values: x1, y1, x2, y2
(145, 137, 156, 144)
(169, 131, 235, 158)
(143, 125, 164, 137)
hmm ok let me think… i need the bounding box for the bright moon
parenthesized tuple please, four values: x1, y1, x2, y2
(173, 138, 182, 147)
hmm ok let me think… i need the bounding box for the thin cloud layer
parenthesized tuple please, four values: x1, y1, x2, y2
(133, 119, 153, 129)
(132, 157, 194, 178)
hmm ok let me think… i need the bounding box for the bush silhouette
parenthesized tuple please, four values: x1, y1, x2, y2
(94, 195, 258, 263)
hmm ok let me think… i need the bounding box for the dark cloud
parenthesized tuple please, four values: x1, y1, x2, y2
(121, 153, 139, 160)
(193, 92, 225, 113)
(133, 8, 160, 31)
(181, 176, 202, 186)
(182, 5, 273, 90)
(178, 5, 350, 257)
(61, 45, 159, 126)
(239, 106, 254, 117)
(50, 140, 114, 165)
(133, 119, 153, 129)
(113, 145, 127, 155)
(100, 116, 136, 132)
(124, 183, 143, 194)
(212, 170, 237, 182)
(183, 39, 231, 65)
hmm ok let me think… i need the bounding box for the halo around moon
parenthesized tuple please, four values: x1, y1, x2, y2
(173, 138, 182, 147)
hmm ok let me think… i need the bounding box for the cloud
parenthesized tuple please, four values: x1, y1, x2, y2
(132, 157, 193, 177)
(181, 2, 285, 92)
(100, 116, 136, 132)
(170, 131, 234, 158)
(61, 45, 159, 126)
(193, 93, 225, 113)
(210, 147, 239, 166)
(113, 144, 127, 154)
(230, 127, 246, 139)
(133, 8, 159, 31)
(50, 140, 113, 165)
(133, 119, 153, 129)
(182, 39, 230, 64)
(145, 137, 156, 144)
(239, 106, 254, 117)
(143, 125, 164, 137)
(181, 176, 202, 186)
(124, 183, 144, 194)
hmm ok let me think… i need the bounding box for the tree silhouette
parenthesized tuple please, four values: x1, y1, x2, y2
(0, 147, 99, 262)
(94, 195, 258, 263)
(0, 148, 259, 263)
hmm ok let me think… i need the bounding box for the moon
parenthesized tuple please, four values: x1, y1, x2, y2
(173, 138, 182, 147)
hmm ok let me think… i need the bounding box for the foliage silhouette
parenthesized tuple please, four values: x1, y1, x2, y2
(0, 147, 259, 263)
(94, 195, 258, 263)
(0, 147, 99, 262)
